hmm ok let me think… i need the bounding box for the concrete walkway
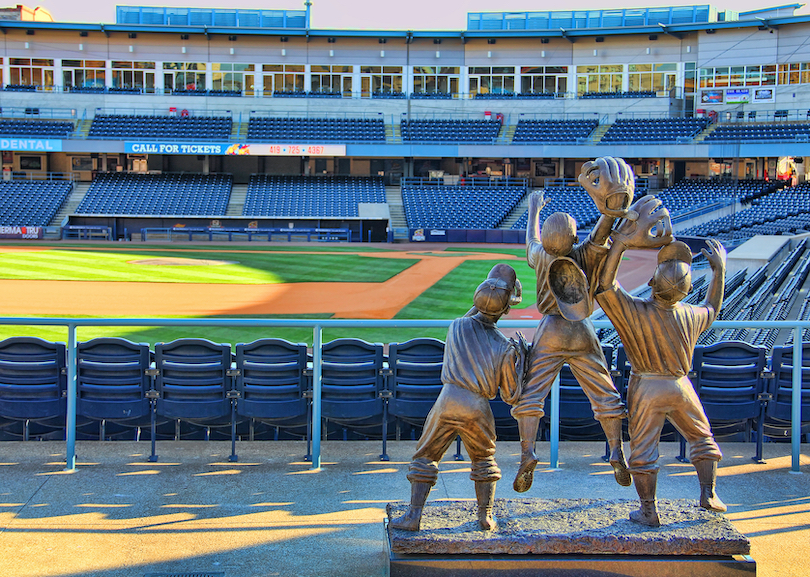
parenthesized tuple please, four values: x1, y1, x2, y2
(0, 440, 807, 577)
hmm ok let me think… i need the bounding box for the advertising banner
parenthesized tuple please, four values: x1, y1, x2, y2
(754, 88, 775, 102)
(0, 139, 62, 152)
(700, 90, 724, 104)
(726, 89, 750, 104)
(125, 142, 346, 156)
(0, 225, 44, 239)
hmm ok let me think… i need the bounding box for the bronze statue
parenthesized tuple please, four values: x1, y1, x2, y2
(390, 264, 526, 532)
(595, 193, 727, 527)
(511, 157, 635, 494)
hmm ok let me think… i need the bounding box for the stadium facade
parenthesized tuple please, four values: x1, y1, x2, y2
(1, 3, 810, 239)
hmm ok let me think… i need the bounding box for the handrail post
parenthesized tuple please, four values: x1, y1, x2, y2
(791, 326, 803, 474)
(65, 323, 77, 471)
(549, 373, 560, 470)
(311, 325, 322, 470)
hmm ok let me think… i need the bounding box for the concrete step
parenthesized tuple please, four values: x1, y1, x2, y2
(50, 181, 91, 226)
(226, 183, 248, 216)
(498, 189, 535, 229)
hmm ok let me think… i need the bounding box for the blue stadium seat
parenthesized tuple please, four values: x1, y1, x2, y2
(0, 337, 67, 439)
(386, 338, 444, 433)
(154, 338, 237, 461)
(694, 341, 768, 462)
(234, 339, 311, 458)
(76, 338, 154, 442)
(320, 338, 389, 459)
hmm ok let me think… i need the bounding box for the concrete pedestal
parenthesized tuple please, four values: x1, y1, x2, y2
(386, 498, 755, 577)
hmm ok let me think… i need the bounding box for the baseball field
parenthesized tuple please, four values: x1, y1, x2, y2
(0, 242, 657, 346)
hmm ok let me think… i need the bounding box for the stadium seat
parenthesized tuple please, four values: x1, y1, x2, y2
(0, 337, 67, 439)
(766, 344, 810, 442)
(320, 338, 389, 460)
(234, 339, 311, 459)
(694, 341, 769, 462)
(154, 339, 237, 462)
(76, 338, 155, 442)
(386, 338, 445, 437)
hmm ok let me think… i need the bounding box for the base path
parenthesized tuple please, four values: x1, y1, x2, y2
(0, 244, 656, 319)
(0, 247, 520, 319)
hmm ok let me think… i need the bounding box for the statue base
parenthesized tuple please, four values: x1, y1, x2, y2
(386, 498, 755, 577)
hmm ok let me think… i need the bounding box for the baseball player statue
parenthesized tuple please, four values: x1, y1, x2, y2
(390, 264, 527, 532)
(511, 157, 636, 494)
(595, 195, 727, 526)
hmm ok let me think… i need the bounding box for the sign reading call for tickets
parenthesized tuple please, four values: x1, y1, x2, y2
(125, 142, 346, 156)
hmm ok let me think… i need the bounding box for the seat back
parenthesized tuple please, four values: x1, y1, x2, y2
(695, 341, 766, 424)
(768, 344, 810, 423)
(155, 338, 232, 422)
(320, 338, 384, 422)
(77, 337, 152, 422)
(235, 338, 308, 423)
(0, 337, 66, 421)
(387, 338, 444, 424)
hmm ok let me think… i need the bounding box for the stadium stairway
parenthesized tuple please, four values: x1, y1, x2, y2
(695, 122, 721, 142)
(225, 183, 248, 216)
(386, 185, 407, 229)
(498, 189, 534, 229)
(231, 121, 248, 140)
(590, 123, 611, 143)
(500, 123, 515, 143)
(76, 119, 93, 139)
(49, 182, 90, 226)
(386, 123, 401, 144)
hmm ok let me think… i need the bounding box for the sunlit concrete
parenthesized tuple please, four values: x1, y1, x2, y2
(0, 440, 807, 577)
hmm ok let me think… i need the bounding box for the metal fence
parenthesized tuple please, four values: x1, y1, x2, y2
(0, 317, 805, 475)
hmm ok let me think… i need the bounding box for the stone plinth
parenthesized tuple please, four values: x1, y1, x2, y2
(387, 498, 750, 556)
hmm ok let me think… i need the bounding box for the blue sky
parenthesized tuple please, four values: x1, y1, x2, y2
(49, 0, 810, 29)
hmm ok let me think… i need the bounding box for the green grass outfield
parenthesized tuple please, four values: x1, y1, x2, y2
(0, 243, 537, 346)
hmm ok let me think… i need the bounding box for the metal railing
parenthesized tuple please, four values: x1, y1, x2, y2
(0, 317, 805, 475)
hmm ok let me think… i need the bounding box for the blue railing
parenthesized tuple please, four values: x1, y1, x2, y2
(0, 317, 805, 475)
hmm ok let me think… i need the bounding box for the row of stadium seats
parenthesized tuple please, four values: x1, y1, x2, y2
(4, 113, 810, 144)
(88, 114, 232, 140)
(243, 175, 386, 218)
(1, 335, 807, 458)
(0, 180, 73, 226)
(403, 183, 525, 229)
(704, 122, 810, 142)
(681, 183, 810, 240)
(77, 173, 232, 216)
(600, 117, 710, 143)
(400, 119, 502, 142)
(0, 119, 74, 137)
(247, 117, 385, 142)
(512, 119, 598, 143)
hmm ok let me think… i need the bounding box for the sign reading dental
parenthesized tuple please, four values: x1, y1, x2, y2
(125, 142, 346, 156)
(0, 139, 62, 152)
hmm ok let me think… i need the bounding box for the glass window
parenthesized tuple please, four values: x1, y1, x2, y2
(519, 65, 568, 94)
(62, 59, 105, 89)
(360, 65, 402, 96)
(211, 63, 255, 93)
(9, 58, 55, 87)
(310, 64, 352, 95)
(111, 61, 155, 91)
(576, 64, 623, 95)
(412, 66, 460, 96)
(162, 62, 206, 91)
(468, 65, 514, 96)
(263, 64, 304, 93)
